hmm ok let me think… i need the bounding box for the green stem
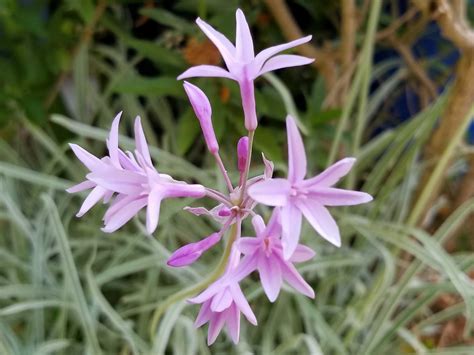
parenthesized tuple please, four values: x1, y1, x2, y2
(149, 223, 239, 340)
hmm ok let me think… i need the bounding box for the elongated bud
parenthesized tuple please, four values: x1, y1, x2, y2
(167, 233, 221, 267)
(183, 81, 219, 153)
(237, 136, 249, 173)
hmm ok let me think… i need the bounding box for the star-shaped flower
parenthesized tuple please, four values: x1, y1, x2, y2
(68, 113, 205, 234)
(178, 9, 314, 130)
(248, 115, 373, 258)
(237, 210, 315, 301)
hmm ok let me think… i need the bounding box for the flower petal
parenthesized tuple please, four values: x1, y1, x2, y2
(106, 111, 122, 167)
(301, 157, 356, 188)
(265, 208, 281, 239)
(226, 303, 240, 344)
(253, 35, 312, 75)
(297, 199, 341, 247)
(177, 65, 235, 80)
(259, 54, 314, 76)
(69, 144, 102, 172)
(66, 180, 95, 194)
(247, 178, 290, 206)
(280, 203, 303, 259)
(258, 254, 282, 302)
(309, 187, 373, 206)
(262, 153, 274, 179)
(251, 215, 266, 237)
(134, 116, 153, 168)
(101, 196, 147, 233)
(211, 288, 233, 312)
(146, 187, 165, 234)
(235, 9, 254, 62)
(87, 169, 145, 195)
(279, 258, 315, 298)
(230, 283, 257, 325)
(289, 244, 316, 263)
(196, 18, 236, 69)
(76, 185, 107, 217)
(237, 237, 260, 255)
(207, 311, 226, 345)
(195, 300, 212, 328)
(286, 115, 307, 183)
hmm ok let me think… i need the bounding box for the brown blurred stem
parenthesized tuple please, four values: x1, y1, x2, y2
(413, 0, 474, 228)
(263, 0, 338, 97)
(44, 0, 108, 109)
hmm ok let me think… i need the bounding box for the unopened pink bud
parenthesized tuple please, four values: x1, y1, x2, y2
(237, 136, 249, 173)
(167, 233, 221, 267)
(183, 81, 219, 153)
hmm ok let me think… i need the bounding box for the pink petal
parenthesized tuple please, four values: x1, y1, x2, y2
(195, 300, 212, 328)
(262, 153, 274, 179)
(297, 199, 341, 247)
(106, 112, 122, 167)
(251, 215, 266, 237)
(280, 203, 303, 259)
(230, 284, 257, 325)
(265, 208, 281, 238)
(76, 185, 107, 217)
(167, 233, 221, 267)
(66, 180, 95, 193)
(258, 254, 282, 302)
(226, 303, 240, 344)
(309, 187, 373, 206)
(87, 169, 145, 195)
(188, 281, 221, 305)
(258, 54, 314, 76)
(253, 35, 312, 75)
(69, 144, 102, 172)
(279, 258, 315, 298)
(101, 196, 147, 233)
(177, 65, 235, 80)
(286, 115, 307, 183)
(195, 18, 236, 69)
(103, 194, 131, 224)
(211, 288, 233, 312)
(232, 254, 258, 281)
(146, 187, 164, 234)
(207, 311, 226, 345)
(247, 178, 290, 206)
(237, 237, 260, 255)
(134, 116, 153, 168)
(301, 157, 356, 188)
(235, 9, 254, 62)
(289, 244, 316, 263)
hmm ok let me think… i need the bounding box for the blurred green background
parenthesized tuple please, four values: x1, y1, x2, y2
(1, 0, 474, 354)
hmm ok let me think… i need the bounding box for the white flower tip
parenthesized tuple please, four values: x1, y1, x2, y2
(307, 289, 316, 299)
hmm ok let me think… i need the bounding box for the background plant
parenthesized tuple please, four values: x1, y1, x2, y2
(0, 0, 473, 354)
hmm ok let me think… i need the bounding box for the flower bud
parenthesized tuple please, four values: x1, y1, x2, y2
(183, 81, 219, 153)
(167, 233, 221, 267)
(237, 136, 249, 173)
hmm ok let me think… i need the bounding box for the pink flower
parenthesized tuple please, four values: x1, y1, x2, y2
(68, 113, 206, 234)
(237, 210, 315, 302)
(177, 9, 314, 131)
(248, 115, 373, 259)
(189, 249, 257, 345)
(167, 233, 221, 267)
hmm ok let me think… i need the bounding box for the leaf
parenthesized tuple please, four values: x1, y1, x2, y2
(113, 76, 184, 97)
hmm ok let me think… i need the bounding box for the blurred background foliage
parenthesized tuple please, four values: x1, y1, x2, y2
(1, 0, 474, 354)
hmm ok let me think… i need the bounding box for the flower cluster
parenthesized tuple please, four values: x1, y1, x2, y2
(68, 9, 372, 345)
